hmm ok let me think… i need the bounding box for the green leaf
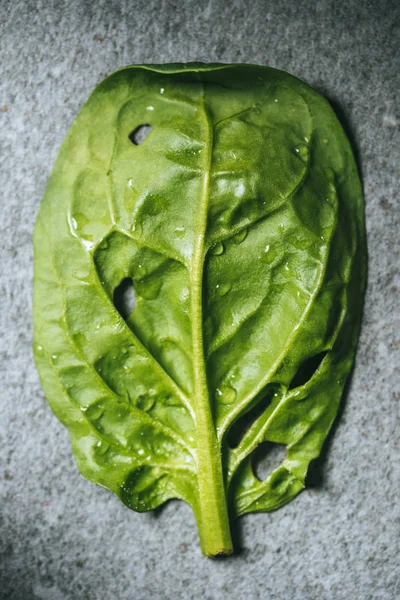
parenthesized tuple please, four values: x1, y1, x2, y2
(33, 63, 366, 557)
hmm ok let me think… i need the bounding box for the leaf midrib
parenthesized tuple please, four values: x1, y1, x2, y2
(190, 86, 213, 435)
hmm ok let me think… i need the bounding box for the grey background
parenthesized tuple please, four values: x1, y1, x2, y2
(0, 0, 399, 599)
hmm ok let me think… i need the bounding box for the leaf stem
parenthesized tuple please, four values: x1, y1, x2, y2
(190, 86, 232, 556)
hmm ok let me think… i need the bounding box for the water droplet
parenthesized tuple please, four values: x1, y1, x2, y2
(131, 221, 142, 235)
(216, 386, 237, 405)
(146, 106, 154, 111)
(216, 209, 231, 226)
(295, 145, 308, 162)
(160, 88, 165, 94)
(74, 212, 90, 229)
(295, 290, 308, 304)
(134, 277, 162, 300)
(174, 226, 186, 238)
(274, 98, 279, 103)
(136, 394, 155, 412)
(137, 448, 145, 456)
(36, 344, 44, 354)
(233, 227, 248, 244)
(262, 245, 278, 264)
(322, 138, 328, 144)
(283, 262, 291, 277)
(74, 268, 90, 282)
(216, 282, 231, 297)
(304, 136, 309, 143)
(87, 404, 104, 421)
(291, 236, 312, 250)
(136, 263, 148, 277)
(278, 223, 285, 233)
(51, 354, 58, 364)
(96, 441, 110, 456)
(124, 182, 138, 215)
(325, 185, 337, 205)
(210, 241, 224, 256)
(81, 238, 95, 251)
(292, 388, 308, 401)
(162, 394, 182, 408)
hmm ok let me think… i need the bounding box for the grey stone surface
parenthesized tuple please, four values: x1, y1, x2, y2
(0, 0, 399, 598)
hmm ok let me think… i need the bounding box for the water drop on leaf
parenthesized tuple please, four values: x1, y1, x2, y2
(134, 277, 162, 300)
(174, 226, 186, 238)
(233, 227, 248, 244)
(136, 395, 155, 412)
(216, 386, 237, 405)
(216, 282, 231, 297)
(262, 245, 278, 264)
(87, 404, 104, 421)
(211, 241, 224, 256)
(95, 441, 110, 456)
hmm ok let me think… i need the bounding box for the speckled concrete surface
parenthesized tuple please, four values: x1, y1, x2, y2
(0, 1, 399, 599)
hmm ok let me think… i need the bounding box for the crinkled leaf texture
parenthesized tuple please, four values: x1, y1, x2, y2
(33, 63, 366, 556)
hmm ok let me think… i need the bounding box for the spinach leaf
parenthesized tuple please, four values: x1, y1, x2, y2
(33, 64, 366, 556)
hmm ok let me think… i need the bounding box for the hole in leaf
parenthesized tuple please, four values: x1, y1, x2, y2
(113, 278, 135, 320)
(129, 124, 152, 145)
(227, 384, 281, 449)
(252, 442, 287, 481)
(289, 351, 328, 390)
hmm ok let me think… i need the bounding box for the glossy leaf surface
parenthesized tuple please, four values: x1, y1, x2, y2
(33, 64, 366, 556)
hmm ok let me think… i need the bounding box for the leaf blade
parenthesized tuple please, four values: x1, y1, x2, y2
(34, 63, 366, 554)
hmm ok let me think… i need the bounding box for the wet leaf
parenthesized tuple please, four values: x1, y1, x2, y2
(33, 63, 366, 556)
